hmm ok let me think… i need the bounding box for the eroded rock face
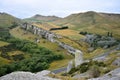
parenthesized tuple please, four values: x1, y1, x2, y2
(22, 23, 79, 55)
(66, 50, 83, 73)
(112, 57, 120, 66)
(0, 70, 60, 80)
(75, 50, 83, 68)
(88, 68, 120, 80)
(67, 60, 74, 73)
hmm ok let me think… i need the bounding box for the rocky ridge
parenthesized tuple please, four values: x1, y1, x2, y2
(0, 70, 60, 80)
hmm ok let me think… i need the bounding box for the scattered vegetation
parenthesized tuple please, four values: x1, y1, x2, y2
(0, 12, 20, 28)
(67, 60, 106, 78)
(0, 29, 64, 76)
(49, 26, 68, 31)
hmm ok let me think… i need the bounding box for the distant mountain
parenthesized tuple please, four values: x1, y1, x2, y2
(53, 11, 120, 38)
(0, 12, 21, 28)
(24, 14, 61, 22)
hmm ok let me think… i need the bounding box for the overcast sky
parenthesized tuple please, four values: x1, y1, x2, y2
(0, 0, 120, 19)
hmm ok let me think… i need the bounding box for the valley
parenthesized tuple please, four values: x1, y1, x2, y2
(0, 11, 120, 80)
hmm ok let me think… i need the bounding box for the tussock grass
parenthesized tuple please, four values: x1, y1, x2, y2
(0, 41, 9, 47)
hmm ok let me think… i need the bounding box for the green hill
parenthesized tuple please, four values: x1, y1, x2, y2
(53, 11, 120, 38)
(24, 14, 61, 22)
(0, 12, 21, 28)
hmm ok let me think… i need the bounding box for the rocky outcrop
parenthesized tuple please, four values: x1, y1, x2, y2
(75, 50, 83, 67)
(112, 57, 120, 66)
(22, 23, 84, 74)
(0, 70, 60, 80)
(84, 34, 117, 48)
(21, 23, 80, 55)
(67, 60, 74, 73)
(67, 50, 83, 73)
(88, 68, 120, 80)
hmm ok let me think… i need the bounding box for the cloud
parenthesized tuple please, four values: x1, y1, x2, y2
(0, 0, 120, 18)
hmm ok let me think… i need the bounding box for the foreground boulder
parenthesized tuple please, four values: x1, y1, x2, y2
(0, 70, 60, 80)
(88, 68, 120, 80)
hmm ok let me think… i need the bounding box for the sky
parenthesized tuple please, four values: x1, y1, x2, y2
(0, 0, 120, 19)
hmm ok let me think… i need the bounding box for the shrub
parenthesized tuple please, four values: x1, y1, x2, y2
(79, 62, 89, 73)
(89, 65, 100, 78)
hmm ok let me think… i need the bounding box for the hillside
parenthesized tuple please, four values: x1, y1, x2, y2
(24, 14, 61, 22)
(0, 12, 21, 28)
(53, 11, 120, 38)
(0, 12, 120, 80)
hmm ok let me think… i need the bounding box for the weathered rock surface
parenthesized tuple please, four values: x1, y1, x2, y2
(67, 60, 74, 73)
(75, 50, 83, 67)
(88, 68, 120, 80)
(0, 70, 60, 80)
(112, 57, 120, 66)
(22, 23, 80, 55)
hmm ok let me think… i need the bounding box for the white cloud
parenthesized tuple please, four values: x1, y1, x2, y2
(0, 0, 120, 18)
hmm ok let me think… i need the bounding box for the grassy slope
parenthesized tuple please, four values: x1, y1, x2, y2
(10, 27, 73, 70)
(10, 25, 117, 71)
(0, 57, 11, 66)
(0, 13, 21, 28)
(53, 11, 120, 39)
(33, 22, 85, 40)
(0, 41, 9, 47)
(10, 26, 37, 41)
(0, 41, 11, 66)
(23, 14, 61, 22)
(32, 23, 111, 60)
(33, 23, 87, 52)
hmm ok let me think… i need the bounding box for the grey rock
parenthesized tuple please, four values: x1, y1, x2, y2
(88, 68, 120, 80)
(0, 70, 60, 80)
(21, 23, 83, 55)
(112, 57, 120, 66)
(75, 50, 83, 67)
(67, 60, 74, 73)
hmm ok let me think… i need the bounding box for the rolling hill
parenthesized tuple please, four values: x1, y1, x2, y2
(53, 11, 120, 38)
(0, 12, 21, 28)
(24, 14, 61, 22)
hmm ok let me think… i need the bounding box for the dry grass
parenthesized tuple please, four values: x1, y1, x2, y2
(8, 50, 24, 56)
(33, 23, 58, 30)
(10, 27, 37, 41)
(0, 57, 11, 66)
(84, 48, 105, 59)
(0, 41, 9, 47)
(47, 22, 60, 28)
(48, 73, 86, 80)
(52, 29, 85, 40)
(33, 23, 49, 30)
(10, 27, 73, 58)
(48, 59, 72, 70)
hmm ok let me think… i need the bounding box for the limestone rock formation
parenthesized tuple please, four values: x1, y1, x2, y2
(66, 50, 83, 73)
(0, 70, 60, 80)
(75, 50, 83, 67)
(112, 57, 120, 66)
(67, 60, 74, 73)
(22, 23, 79, 54)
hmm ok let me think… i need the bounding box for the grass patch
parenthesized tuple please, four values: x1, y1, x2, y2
(48, 59, 71, 70)
(8, 51, 24, 56)
(52, 29, 85, 40)
(0, 57, 11, 66)
(10, 27, 37, 41)
(0, 41, 9, 47)
(84, 48, 106, 59)
(10, 27, 74, 66)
